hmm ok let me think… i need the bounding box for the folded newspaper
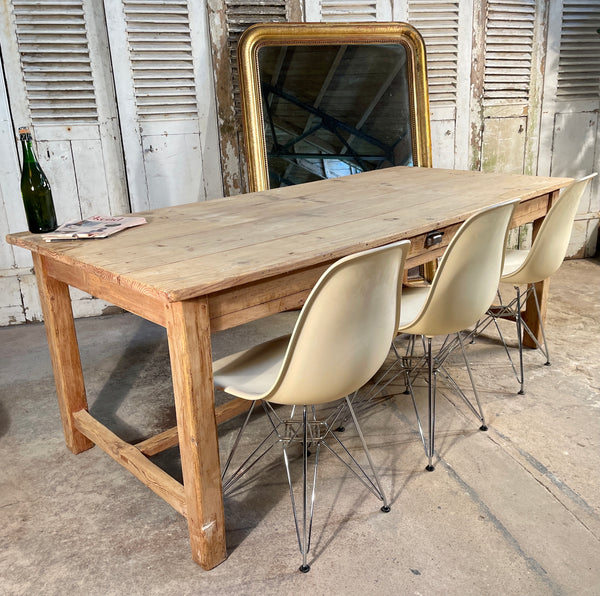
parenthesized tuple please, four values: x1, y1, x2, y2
(41, 215, 147, 242)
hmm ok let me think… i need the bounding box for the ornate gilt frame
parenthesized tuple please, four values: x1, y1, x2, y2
(237, 22, 432, 193)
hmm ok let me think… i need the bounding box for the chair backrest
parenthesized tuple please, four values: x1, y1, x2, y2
(501, 173, 597, 284)
(402, 199, 519, 338)
(264, 240, 411, 405)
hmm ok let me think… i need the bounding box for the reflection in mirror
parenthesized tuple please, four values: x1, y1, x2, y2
(259, 44, 413, 188)
(238, 23, 431, 193)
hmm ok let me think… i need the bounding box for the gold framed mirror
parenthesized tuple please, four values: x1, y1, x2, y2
(237, 22, 432, 193)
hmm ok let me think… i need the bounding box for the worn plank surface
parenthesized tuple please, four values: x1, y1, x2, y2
(7, 167, 572, 304)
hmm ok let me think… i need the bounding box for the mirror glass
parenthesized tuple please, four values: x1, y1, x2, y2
(238, 23, 431, 193)
(258, 44, 413, 188)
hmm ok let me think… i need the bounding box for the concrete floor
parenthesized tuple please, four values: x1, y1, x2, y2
(1, 257, 599, 596)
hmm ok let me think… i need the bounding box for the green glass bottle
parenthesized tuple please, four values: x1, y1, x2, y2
(19, 126, 57, 233)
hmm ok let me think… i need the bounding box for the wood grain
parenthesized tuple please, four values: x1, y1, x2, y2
(136, 398, 252, 456)
(73, 410, 187, 517)
(44, 258, 168, 326)
(32, 253, 93, 454)
(166, 297, 227, 570)
(7, 167, 573, 304)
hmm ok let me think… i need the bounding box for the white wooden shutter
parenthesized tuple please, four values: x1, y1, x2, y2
(539, 0, 600, 257)
(105, 0, 222, 210)
(556, 1, 600, 100)
(126, 1, 199, 120)
(483, 0, 536, 105)
(407, 1, 470, 168)
(0, 0, 128, 223)
(408, 1, 459, 108)
(315, 1, 388, 21)
(0, 0, 129, 323)
(12, 1, 98, 124)
(476, 0, 544, 181)
(207, 0, 301, 194)
(476, 0, 542, 251)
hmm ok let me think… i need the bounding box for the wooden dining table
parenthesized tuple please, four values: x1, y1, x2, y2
(6, 166, 573, 570)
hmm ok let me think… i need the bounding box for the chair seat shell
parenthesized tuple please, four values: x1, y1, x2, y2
(213, 240, 411, 406)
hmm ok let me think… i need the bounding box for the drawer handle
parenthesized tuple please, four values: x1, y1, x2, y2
(425, 231, 444, 248)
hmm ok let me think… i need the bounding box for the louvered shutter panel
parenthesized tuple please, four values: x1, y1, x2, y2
(319, 1, 380, 21)
(0, 0, 129, 322)
(407, 1, 470, 169)
(312, 0, 394, 21)
(105, 0, 222, 209)
(477, 0, 540, 177)
(12, 0, 98, 125)
(483, 0, 536, 104)
(538, 0, 599, 258)
(408, 1, 459, 108)
(479, 1, 549, 249)
(0, 0, 128, 222)
(556, 1, 600, 100)
(124, 1, 199, 120)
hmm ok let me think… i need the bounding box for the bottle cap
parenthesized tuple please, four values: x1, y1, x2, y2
(18, 127, 32, 141)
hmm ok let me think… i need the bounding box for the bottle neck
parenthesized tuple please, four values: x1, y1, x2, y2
(20, 136, 37, 165)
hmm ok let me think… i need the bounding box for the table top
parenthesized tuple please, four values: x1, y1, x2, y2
(7, 166, 572, 303)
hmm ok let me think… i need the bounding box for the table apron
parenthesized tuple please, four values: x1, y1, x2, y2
(44, 257, 168, 327)
(208, 193, 552, 332)
(39, 192, 551, 335)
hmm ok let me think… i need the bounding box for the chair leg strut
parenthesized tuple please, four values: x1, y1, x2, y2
(345, 396, 390, 513)
(426, 337, 436, 472)
(224, 398, 390, 573)
(299, 406, 312, 573)
(457, 333, 487, 431)
(515, 286, 526, 395)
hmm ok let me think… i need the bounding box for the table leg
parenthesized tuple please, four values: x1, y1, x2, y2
(521, 191, 556, 349)
(166, 298, 227, 570)
(32, 253, 93, 454)
(522, 279, 549, 349)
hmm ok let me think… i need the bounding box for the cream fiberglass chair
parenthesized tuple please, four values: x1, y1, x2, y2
(213, 239, 410, 573)
(479, 173, 597, 395)
(393, 199, 519, 471)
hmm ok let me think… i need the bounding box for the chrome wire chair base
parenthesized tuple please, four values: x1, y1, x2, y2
(473, 283, 551, 395)
(361, 333, 487, 471)
(400, 333, 487, 471)
(221, 395, 389, 572)
(331, 339, 419, 429)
